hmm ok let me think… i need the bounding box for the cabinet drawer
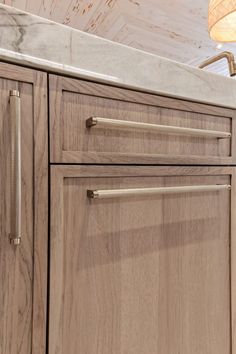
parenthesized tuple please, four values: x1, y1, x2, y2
(50, 75, 236, 164)
(50, 165, 236, 354)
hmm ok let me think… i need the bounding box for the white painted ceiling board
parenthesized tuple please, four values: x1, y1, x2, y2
(1, 0, 236, 76)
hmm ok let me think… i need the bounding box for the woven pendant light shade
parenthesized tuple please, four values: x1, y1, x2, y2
(209, 0, 236, 41)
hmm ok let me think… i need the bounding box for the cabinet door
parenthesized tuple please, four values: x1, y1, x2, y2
(49, 166, 236, 354)
(0, 63, 48, 354)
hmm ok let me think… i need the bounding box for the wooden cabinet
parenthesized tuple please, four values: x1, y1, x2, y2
(0, 63, 48, 354)
(49, 165, 236, 354)
(1, 62, 236, 354)
(49, 75, 236, 165)
(48, 74, 236, 354)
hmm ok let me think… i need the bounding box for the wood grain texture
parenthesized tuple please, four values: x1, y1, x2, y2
(2, 0, 236, 76)
(50, 165, 233, 354)
(231, 169, 236, 354)
(49, 75, 235, 165)
(0, 62, 48, 354)
(0, 72, 33, 354)
(31, 67, 48, 354)
(231, 170, 236, 354)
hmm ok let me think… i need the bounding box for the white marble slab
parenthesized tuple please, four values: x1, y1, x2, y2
(0, 4, 236, 108)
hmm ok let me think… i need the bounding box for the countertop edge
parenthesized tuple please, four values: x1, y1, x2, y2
(1, 48, 236, 109)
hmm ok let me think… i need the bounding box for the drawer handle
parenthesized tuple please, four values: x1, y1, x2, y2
(87, 184, 231, 199)
(86, 117, 231, 139)
(9, 90, 21, 246)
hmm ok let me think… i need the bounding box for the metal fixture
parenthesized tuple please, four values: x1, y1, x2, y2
(199, 51, 236, 77)
(9, 89, 21, 246)
(87, 184, 231, 199)
(86, 117, 231, 139)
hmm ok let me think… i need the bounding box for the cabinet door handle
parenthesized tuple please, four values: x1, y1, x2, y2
(9, 90, 21, 245)
(87, 184, 231, 199)
(86, 117, 231, 139)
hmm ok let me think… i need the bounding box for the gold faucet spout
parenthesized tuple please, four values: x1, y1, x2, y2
(199, 51, 236, 77)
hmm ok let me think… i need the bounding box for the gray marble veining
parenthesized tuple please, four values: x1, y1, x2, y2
(0, 4, 236, 108)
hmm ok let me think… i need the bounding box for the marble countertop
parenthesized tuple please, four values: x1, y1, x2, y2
(1, 4, 236, 108)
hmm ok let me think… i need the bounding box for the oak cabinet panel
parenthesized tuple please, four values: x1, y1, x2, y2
(1, 64, 235, 354)
(0, 63, 48, 354)
(49, 75, 236, 165)
(49, 166, 235, 354)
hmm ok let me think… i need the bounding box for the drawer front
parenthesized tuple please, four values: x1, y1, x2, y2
(49, 165, 236, 354)
(50, 75, 235, 164)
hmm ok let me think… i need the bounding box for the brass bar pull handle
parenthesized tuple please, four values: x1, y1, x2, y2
(9, 90, 21, 245)
(86, 117, 231, 139)
(87, 184, 231, 199)
(199, 51, 236, 77)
